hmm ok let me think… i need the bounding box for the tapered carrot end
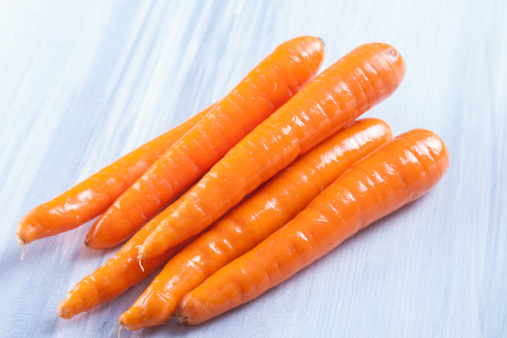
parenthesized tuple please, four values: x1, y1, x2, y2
(57, 303, 72, 319)
(118, 315, 126, 327)
(175, 295, 206, 325)
(15, 210, 42, 245)
(119, 312, 142, 331)
(83, 234, 108, 250)
(16, 220, 33, 245)
(16, 234, 26, 246)
(175, 307, 189, 324)
(138, 229, 178, 260)
(16, 235, 30, 260)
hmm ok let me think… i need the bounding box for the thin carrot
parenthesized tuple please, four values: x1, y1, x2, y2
(177, 129, 450, 325)
(57, 220, 195, 319)
(138, 42, 405, 260)
(84, 36, 325, 250)
(15, 105, 212, 245)
(120, 118, 392, 330)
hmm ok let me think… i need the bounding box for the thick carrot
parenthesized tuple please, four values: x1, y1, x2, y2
(15, 105, 211, 245)
(138, 42, 405, 260)
(84, 36, 325, 250)
(177, 129, 450, 325)
(58, 220, 195, 319)
(120, 118, 392, 330)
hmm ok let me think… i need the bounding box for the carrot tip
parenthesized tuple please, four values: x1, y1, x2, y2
(175, 308, 189, 324)
(83, 239, 89, 248)
(17, 236, 29, 260)
(57, 302, 75, 319)
(57, 307, 67, 319)
(114, 324, 124, 338)
(16, 234, 25, 246)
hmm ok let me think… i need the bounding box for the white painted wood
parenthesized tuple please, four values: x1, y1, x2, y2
(1, 0, 505, 337)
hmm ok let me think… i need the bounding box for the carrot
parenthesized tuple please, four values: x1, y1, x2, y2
(58, 219, 196, 319)
(177, 129, 450, 325)
(138, 42, 405, 260)
(84, 36, 325, 250)
(15, 105, 212, 245)
(120, 118, 393, 330)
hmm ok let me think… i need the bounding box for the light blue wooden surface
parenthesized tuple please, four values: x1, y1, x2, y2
(1, 0, 505, 337)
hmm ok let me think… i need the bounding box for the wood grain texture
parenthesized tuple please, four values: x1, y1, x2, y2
(0, 0, 505, 337)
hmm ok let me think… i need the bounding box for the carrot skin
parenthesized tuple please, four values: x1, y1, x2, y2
(119, 118, 392, 330)
(178, 129, 449, 325)
(139, 42, 405, 260)
(86, 36, 325, 249)
(58, 222, 195, 319)
(15, 106, 210, 245)
(58, 246, 177, 319)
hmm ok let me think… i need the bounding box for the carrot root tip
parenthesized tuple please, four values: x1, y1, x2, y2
(17, 236, 29, 260)
(138, 257, 145, 272)
(114, 324, 124, 338)
(57, 306, 68, 319)
(175, 308, 189, 324)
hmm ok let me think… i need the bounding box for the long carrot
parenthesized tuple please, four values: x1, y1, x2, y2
(177, 129, 450, 325)
(119, 118, 392, 330)
(15, 105, 212, 245)
(58, 219, 196, 319)
(84, 36, 325, 250)
(138, 42, 405, 260)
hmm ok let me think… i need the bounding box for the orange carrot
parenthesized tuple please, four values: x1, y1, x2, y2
(85, 36, 325, 250)
(58, 219, 195, 319)
(177, 129, 450, 325)
(120, 118, 392, 330)
(138, 42, 405, 260)
(15, 105, 211, 245)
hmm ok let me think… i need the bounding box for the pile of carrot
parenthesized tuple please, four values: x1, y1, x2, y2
(16, 36, 449, 330)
